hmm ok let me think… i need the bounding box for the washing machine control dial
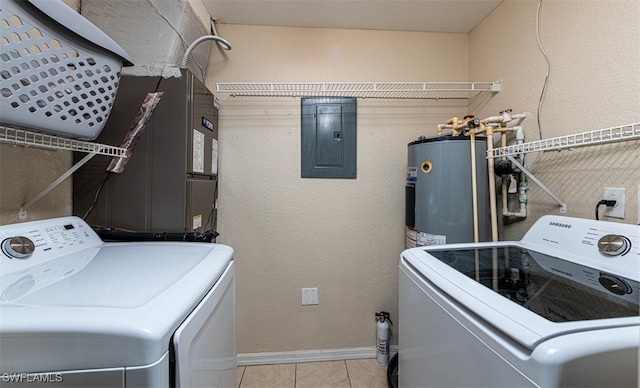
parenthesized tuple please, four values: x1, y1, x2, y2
(1, 236, 35, 259)
(597, 234, 630, 256)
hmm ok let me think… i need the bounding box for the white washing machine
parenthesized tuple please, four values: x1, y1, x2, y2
(399, 215, 639, 387)
(0, 216, 236, 387)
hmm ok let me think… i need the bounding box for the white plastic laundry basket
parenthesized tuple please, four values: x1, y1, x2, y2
(0, 0, 133, 140)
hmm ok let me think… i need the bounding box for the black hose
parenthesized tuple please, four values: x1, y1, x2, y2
(95, 227, 219, 242)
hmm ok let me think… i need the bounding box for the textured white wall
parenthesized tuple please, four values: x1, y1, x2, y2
(0, 147, 73, 224)
(81, 0, 211, 80)
(469, 0, 640, 239)
(206, 24, 469, 353)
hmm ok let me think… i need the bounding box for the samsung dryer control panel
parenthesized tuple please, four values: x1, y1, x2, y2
(0, 217, 102, 274)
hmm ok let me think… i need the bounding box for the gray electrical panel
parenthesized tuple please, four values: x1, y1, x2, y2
(73, 69, 219, 234)
(301, 97, 356, 179)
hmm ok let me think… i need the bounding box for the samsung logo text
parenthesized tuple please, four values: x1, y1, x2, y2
(549, 222, 571, 229)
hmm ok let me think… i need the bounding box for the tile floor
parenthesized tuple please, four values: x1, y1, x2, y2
(236, 359, 388, 388)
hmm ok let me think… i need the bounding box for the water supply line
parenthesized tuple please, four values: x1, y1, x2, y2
(438, 116, 480, 135)
(436, 111, 528, 243)
(500, 126, 528, 218)
(470, 131, 480, 243)
(485, 109, 528, 219)
(482, 110, 527, 127)
(480, 111, 529, 239)
(447, 117, 460, 135)
(435, 111, 529, 242)
(485, 124, 499, 242)
(438, 116, 484, 242)
(436, 123, 449, 135)
(466, 117, 483, 243)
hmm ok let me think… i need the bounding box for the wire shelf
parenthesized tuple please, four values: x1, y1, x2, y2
(0, 125, 127, 157)
(488, 122, 640, 158)
(215, 81, 501, 99)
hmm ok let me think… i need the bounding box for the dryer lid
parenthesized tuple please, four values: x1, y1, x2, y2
(0, 217, 234, 373)
(3, 243, 222, 308)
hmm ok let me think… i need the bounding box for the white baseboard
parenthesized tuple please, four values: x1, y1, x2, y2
(238, 346, 398, 366)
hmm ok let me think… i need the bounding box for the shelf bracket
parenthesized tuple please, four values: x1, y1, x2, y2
(19, 152, 99, 220)
(486, 122, 639, 214)
(1, 125, 127, 220)
(505, 155, 567, 214)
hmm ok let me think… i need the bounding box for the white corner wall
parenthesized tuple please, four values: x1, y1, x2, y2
(206, 25, 470, 353)
(469, 0, 640, 238)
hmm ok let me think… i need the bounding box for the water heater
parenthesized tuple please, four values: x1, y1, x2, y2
(405, 135, 491, 247)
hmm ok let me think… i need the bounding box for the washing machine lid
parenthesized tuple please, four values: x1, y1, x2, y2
(401, 217, 640, 350)
(430, 246, 638, 318)
(400, 246, 640, 350)
(0, 217, 233, 373)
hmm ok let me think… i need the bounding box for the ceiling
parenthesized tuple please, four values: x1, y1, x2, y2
(200, 0, 504, 34)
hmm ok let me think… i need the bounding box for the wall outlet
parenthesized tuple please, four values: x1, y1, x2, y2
(603, 188, 625, 219)
(302, 288, 318, 305)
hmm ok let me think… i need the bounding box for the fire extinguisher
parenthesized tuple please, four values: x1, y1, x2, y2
(375, 311, 392, 367)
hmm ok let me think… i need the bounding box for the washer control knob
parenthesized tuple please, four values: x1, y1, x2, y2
(598, 273, 632, 295)
(2, 236, 35, 259)
(597, 234, 630, 256)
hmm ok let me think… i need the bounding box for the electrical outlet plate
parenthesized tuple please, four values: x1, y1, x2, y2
(603, 188, 625, 219)
(301, 288, 318, 305)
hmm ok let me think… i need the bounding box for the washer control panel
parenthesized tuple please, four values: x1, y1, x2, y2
(597, 234, 632, 256)
(523, 215, 639, 280)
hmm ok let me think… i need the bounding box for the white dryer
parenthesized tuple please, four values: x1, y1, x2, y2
(0, 216, 235, 387)
(399, 215, 639, 387)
